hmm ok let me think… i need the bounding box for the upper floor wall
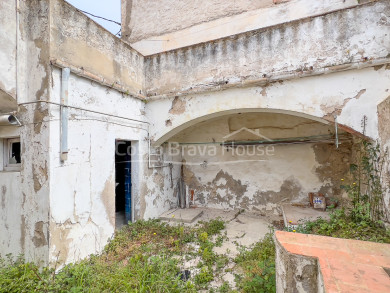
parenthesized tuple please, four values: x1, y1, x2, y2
(0, 0, 17, 113)
(128, 0, 361, 56)
(0, 0, 145, 109)
(50, 0, 145, 98)
(144, 0, 390, 97)
(121, 0, 275, 44)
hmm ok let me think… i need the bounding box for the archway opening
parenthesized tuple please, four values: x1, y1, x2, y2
(159, 110, 355, 215)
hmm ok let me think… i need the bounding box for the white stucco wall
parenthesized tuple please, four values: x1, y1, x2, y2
(145, 1, 390, 99)
(47, 68, 149, 265)
(0, 0, 54, 266)
(0, 127, 22, 257)
(0, 0, 17, 112)
(147, 66, 390, 145)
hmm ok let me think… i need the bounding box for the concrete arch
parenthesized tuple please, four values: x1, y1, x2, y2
(154, 107, 333, 146)
(147, 66, 390, 146)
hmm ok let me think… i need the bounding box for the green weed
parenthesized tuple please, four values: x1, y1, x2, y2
(235, 231, 276, 293)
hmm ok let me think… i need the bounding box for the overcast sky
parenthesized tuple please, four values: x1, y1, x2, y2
(65, 0, 121, 36)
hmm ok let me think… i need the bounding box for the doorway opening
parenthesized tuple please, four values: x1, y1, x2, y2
(115, 140, 132, 229)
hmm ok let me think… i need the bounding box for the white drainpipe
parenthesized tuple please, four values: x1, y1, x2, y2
(60, 68, 70, 162)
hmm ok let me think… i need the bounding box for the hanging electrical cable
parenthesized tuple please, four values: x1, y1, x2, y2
(76, 8, 121, 26)
(162, 133, 351, 147)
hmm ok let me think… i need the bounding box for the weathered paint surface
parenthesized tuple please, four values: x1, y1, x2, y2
(140, 148, 181, 220)
(0, 128, 22, 257)
(121, 0, 274, 43)
(47, 68, 150, 266)
(147, 67, 390, 145)
(275, 233, 324, 293)
(50, 0, 145, 97)
(1, 0, 390, 269)
(130, 0, 359, 56)
(168, 113, 351, 213)
(0, 0, 55, 266)
(144, 1, 390, 97)
(0, 0, 17, 112)
(0, 0, 149, 267)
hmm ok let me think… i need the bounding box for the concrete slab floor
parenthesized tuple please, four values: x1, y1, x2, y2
(282, 203, 330, 228)
(161, 207, 282, 257)
(159, 208, 204, 223)
(160, 207, 283, 290)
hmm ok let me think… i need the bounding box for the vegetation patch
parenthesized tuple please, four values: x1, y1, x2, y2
(0, 218, 244, 293)
(234, 231, 276, 293)
(289, 137, 390, 244)
(290, 208, 390, 243)
(0, 220, 197, 293)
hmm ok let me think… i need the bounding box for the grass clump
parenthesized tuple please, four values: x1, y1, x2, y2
(235, 231, 276, 293)
(0, 220, 197, 293)
(197, 218, 226, 236)
(0, 254, 194, 293)
(0, 218, 230, 293)
(291, 208, 390, 243)
(192, 218, 226, 288)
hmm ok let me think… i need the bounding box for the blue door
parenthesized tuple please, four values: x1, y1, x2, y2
(124, 158, 131, 222)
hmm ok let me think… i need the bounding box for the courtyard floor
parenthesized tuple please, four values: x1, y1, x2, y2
(160, 207, 283, 290)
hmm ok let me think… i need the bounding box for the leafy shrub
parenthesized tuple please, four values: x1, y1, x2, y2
(292, 208, 390, 243)
(289, 136, 390, 244)
(197, 218, 225, 236)
(194, 266, 213, 285)
(341, 138, 388, 223)
(235, 231, 276, 293)
(0, 220, 198, 293)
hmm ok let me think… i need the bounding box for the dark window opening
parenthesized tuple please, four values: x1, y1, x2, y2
(11, 142, 21, 164)
(4, 138, 21, 171)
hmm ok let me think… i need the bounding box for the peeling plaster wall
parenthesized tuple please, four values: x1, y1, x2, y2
(50, 0, 144, 97)
(0, 0, 17, 112)
(1, 0, 172, 266)
(147, 66, 390, 145)
(47, 69, 178, 266)
(0, 0, 56, 265)
(140, 147, 182, 220)
(47, 68, 149, 266)
(169, 113, 351, 213)
(0, 128, 22, 257)
(12, 0, 53, 266)
(130, 0, 359, 56)
(1, 0, 389, 267)
(121, 0, 274, 43)
(1, 0, 52, 264)
(144, 1, 390, 97)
